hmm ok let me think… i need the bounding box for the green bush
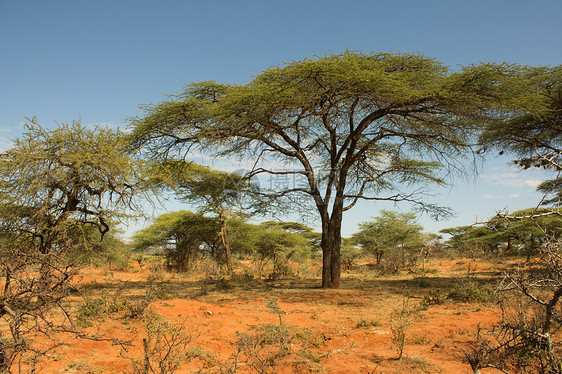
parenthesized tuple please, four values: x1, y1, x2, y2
(448, 281, 492, 303)
(75, 297, 125, 327)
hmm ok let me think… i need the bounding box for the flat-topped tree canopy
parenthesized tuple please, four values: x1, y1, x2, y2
(129, 51, 538, 288)
(479, 65, 562, 206)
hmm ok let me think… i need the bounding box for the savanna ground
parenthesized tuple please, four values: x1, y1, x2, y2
(12, 254, 524, 374)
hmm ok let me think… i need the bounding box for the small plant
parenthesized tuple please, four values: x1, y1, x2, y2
(355, 319, 381, 329)
(230, 273, 255, 288)
(75, 297, 108, 327)
(128, 312, 196, 374)
(448, 280, 492, 303)
(230, 299, 328, 373)
(58, 360, 98, 373)
(215, 277, 232, 290)
(136, 255, 144, 267)
(266, 297, 284, 326)
(147, 271, 166, 283)
(398, 355, 434, 372)
(184, 346, 217, 368)
(389, 297, 415, 360)
(234, 325, 294, 373)
(422, 289, 445, 306)
(414, 276, 431, 288)
(408, 333, 430, 345)
(298, 350, 327, 363)
(124, 285, 163, 319)
(75, 296, 125, 327)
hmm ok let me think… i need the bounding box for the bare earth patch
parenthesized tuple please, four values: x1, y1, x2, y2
(29, 258, 509, 373)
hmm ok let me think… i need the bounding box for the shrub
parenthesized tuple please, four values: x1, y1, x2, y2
(389, 297, 416, 360)
(448, 281, 492, 303)
(75, 297, 125, 327)
(128, 312, 196, 374)
(355, 319, 381, 329)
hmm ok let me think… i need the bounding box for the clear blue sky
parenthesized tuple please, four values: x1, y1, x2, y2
(1, 0, 560, 237)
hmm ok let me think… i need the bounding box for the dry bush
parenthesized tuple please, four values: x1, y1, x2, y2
(126, 312, 197, 374)
(464, 238, 562, 373)
(0, 243, 80, 373)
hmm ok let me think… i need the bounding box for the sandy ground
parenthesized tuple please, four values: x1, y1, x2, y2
(10, 258, 510, 373)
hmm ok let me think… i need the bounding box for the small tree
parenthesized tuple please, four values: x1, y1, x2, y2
(352, 210, 426, 270)
(148, 161, 262, 272)
(133, 210, 220, 271)
(252, 222, 311, 279)
(340, 237, 364, 271)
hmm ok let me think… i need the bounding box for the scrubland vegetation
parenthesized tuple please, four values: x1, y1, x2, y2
(1, 52, 562, 373)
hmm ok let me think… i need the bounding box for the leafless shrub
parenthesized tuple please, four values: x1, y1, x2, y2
(465, 237, 562, 373)
(389, 297, 417, 360)
(127, 312, 197, 374)
(0, 242, 80, 373)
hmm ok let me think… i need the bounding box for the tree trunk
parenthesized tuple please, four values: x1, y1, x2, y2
(218, 211, 233, 273)
(320, 203, 344, 289)
(330, 221, 342, 289)
(321, 222, 332, 289)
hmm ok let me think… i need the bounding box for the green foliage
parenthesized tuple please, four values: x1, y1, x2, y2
(145, 160, 270, 273)
(149, 161, 262, 216)
(133, 210, 220, 271)
(64, 224, 131, 268)
(352, 210, 427, 270)
(448, 280, 492, 303)
(133, 210, 317, 277)
(340, 238, 365, 270)
(0, 118, 142, 254)
(249, 222, 314, 279)
(479, 66, 562, 205)
(441, 208, 562, 257)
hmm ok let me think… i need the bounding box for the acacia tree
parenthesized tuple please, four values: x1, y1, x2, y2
(0, 119, 142, 371)
(129, 51, 532, 288)
(149, 161, 262, 272)
(463, 66, 562, 373)
(0, 118, 141, 255)
(133, 210, 220, 271)
(442, 208, 562, 257)
(352, 210, 425, 269)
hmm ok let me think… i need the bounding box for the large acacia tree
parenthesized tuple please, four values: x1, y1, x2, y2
(129, 52, 532, 288)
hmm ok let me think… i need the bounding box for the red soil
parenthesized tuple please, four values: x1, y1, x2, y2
(17, 259, 508, 373)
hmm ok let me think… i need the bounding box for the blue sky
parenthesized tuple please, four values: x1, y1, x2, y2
(1, 0, 560, 237)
